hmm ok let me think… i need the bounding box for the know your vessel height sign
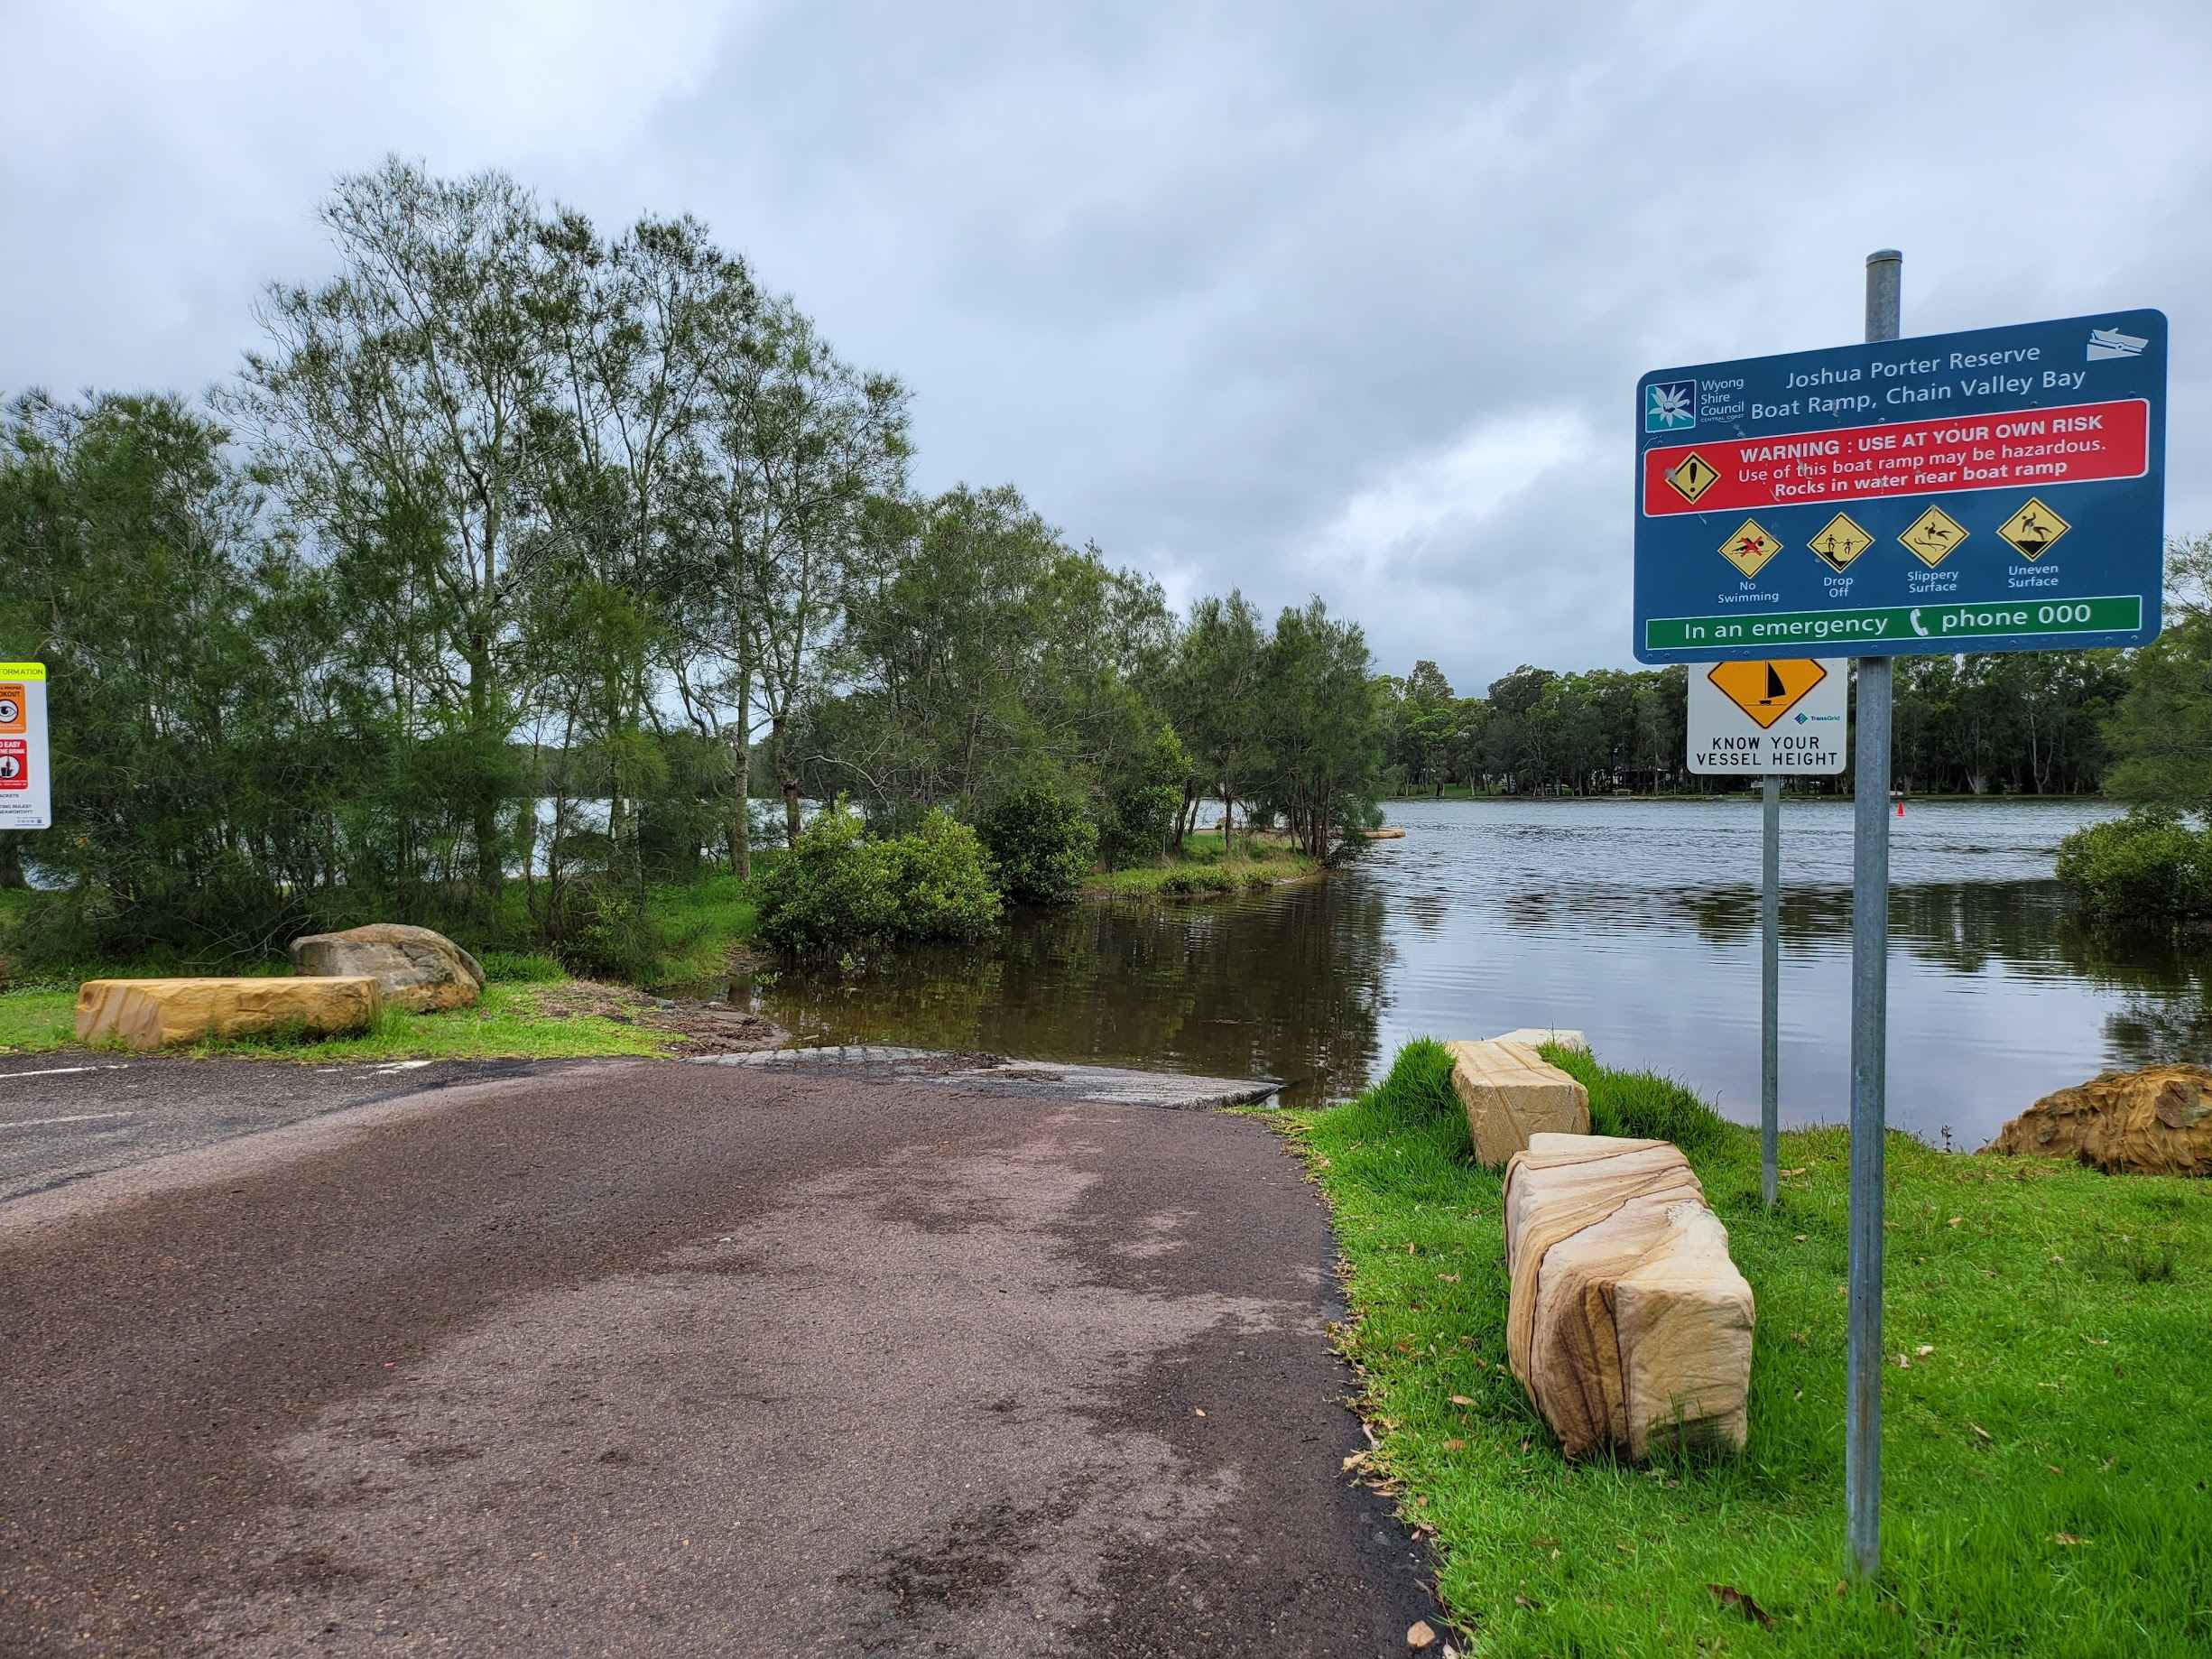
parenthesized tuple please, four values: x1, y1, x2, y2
(1633, 310, 2166, 663)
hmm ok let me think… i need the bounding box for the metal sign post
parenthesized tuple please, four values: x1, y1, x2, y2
(1845, 250, 1902, 1580)
(1683, 658, 1844, 1211)
(1761, 771, 1780, 1210)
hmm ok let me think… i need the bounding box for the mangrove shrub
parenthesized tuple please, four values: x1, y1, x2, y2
(980, 787, 1097, 906)
(2054, 810, 2212, 922)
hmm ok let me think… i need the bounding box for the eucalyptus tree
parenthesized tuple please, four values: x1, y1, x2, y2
(819, 485, 1174, 827)
(0, 391, 331, 946)
(1250, 599, 1385, 857)
(528, 209, 756, 898)
(226, 158, 567, 899)
(701, 297, 908, 853)
(1162, 591, 1267, 847)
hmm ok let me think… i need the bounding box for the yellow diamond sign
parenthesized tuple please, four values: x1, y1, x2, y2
(1717, 519, 1782, 579)
(1900, 505, 1968, 568)
(1706, 658, 1829, 730)
(1809, 512, 1874, 573)
(1996, 496, 2070, 561)
(1665, 451, 1721, 505)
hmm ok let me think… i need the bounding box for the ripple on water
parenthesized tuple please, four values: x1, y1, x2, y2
(750, 796, 2197, 1146)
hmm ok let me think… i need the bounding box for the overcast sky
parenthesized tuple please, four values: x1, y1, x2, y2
(6, 1, 2207, 693)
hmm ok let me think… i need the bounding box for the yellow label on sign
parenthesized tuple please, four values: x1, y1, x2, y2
(1706, 658, 1830, 730)
(1717, 519, 1782, 579)
(1900, 505, 1968, 567)
(0, 663, 45, 681)
(1995, 496, 2070, 561)
(1809, 513, 1874, 573)
(1665, 451, 1720, 505)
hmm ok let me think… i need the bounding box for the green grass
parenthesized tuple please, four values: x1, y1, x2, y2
(0, 972, 673, 1062)
(201, 982, 674, 1062)
(645, 869, 764, 985)
(0, 987, 73, 1052)
(1283, 1040, 2212, 1656)
(1086, 831, 1322, 897)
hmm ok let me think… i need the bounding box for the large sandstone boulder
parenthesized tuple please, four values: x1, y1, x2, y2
(1446, 1036, 1591, 1166)
(1504, 1133, 1754, 1460)
(288, 923, 485, 1013)
(1985, 1064, 2212, 1176)
(76, 977, 381, 1051)
(1492, 1027, 1589, 1054)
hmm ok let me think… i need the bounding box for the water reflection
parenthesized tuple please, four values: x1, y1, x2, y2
(742, 797, 2206, 1146)
(750, 876, 1393, 1104)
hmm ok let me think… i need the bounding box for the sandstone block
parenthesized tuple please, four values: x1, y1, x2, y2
(76, 977, 382, 1051)
(1492, 1027, 1589, 1054)
(1985, 1064, 2212, 1176)
(288, 923, 485, 1012)
(1445, 1037, 1591, 1166)
(1504, 1132, 1754, 1460)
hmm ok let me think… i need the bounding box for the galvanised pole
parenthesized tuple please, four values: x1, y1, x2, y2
(1846, 247, 1902, 1581)
(1761, 771, 1780, 1211)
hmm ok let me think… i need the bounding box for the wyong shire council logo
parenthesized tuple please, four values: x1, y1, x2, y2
(1645, 380, 1695, 432)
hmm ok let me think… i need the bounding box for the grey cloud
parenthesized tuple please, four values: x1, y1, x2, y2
(5, 0, 2207, 695)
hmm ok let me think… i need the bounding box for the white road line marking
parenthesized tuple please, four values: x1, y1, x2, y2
(0, 1064, 129, 1080)
(0, 1110, 138, 1131)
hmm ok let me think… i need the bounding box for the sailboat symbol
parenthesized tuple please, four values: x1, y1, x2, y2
(1760, 663, 1786, 704)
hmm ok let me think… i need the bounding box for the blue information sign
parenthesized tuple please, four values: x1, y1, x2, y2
(1633, 310, 2166, 663)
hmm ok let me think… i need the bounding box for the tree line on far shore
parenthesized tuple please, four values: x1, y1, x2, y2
(1381, 541, 2212, 802)
(0, 160, 1384, 973)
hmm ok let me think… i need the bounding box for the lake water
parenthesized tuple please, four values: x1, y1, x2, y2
(738, 797, 2209, 1146)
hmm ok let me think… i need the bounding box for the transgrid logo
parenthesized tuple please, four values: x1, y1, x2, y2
(1645, 381, 1695, 432)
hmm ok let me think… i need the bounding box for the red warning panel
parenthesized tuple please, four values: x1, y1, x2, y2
(1642, 399, 2151, 516)
(0, 737, 26, 790)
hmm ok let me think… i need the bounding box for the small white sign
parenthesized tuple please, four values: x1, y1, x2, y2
(0, 663, 52, 830)
(1687, 656, 1846, 775)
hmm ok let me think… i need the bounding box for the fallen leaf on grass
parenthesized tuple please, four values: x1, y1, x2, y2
(1434, 1273, 1461, 1284)
(2047, 1465, 2064, 1476)
(1708, 1584, 1775, 1629)
(1916, 1344, 1935, 1357)
(1406, 1619, 1437, 1649)
(1790, 1330, 1809, 1346)
(1441, 1438, 1466, 1450)
(1894, 1352, 1911, 1369)
(1405, 1242, 1418, 1256)
(1792, 1233, 1808, 1242)
(1449, 1395, 1476, 1407)
(1968, 1423, 1993, 1442)
(2083, 1336, 2109, 1346)
(1343, 1452, 1371, 1473)
(1513, 1592, 1541, 1611)
(2055, 1533, 2086, 1547)
(1948, 1216, 1963, 1227)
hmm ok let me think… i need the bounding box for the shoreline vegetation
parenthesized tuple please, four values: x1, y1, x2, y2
(1280, 1040, 2207, 1655)
(1083, 828, 1324, 897)
(1384, 785, 2114, 804)
(0, 821, 1338, 1061)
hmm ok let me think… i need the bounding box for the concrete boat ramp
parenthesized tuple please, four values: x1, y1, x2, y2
(0, 1043, 1437, 1656)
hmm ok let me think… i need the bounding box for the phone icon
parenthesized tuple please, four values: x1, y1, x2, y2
(1909, 608, 1930, 637)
